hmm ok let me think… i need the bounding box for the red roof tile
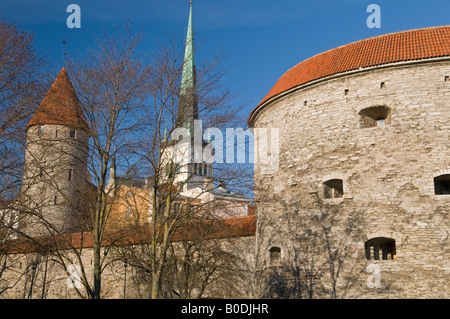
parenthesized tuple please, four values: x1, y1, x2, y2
(3, 215, 256, 254)
(26, 67, 89, 132)
(249, 26, 450, 126)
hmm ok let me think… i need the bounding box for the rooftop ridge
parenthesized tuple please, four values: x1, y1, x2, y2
(302, 24, 450, 64)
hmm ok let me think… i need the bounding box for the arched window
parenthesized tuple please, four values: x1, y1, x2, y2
(323, 179, 343, 199)
(365, 237, 396, 260)
(434, 174, 450, 195)
(359, 105, 391, 128)
(269, 247, 281, 266)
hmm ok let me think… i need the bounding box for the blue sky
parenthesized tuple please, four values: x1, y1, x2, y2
(0, 0, 448, 126)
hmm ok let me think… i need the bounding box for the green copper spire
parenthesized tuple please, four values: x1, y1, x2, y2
(177, 1, 199, 130)
(180, 1, 195, 97)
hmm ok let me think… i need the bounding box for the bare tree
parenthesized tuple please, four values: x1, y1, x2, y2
(0, 22, 48, 296)
(8, 22, 153, 299)
(256, 187, 366, 299)
(141, 36, 253, 299)
(0, 23, 48, 201)
(62, 22, 151, 299)
(101, 25, 253, 298)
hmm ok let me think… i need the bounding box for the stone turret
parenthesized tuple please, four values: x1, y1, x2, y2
(249, 26, 450, 298)
(20, 67, 91, 237)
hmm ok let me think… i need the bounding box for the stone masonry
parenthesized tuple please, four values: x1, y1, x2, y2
(251, 59, 450, 298)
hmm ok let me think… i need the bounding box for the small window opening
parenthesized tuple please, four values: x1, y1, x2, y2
(323, 179, 344, 199)
(68, 169, 72, 181)
(38, 125, 45, 136)
(445, 76, 449, 82)
(70, 130, 76, 138)
(434, 174, 450, 195)
(269, 247, 281, 266)
(194, 163, 198, 175)
(126, 206, 132, 218)
(54, 196, 57, 205)
(194, 163, 207, 176)
(39, 168, 44, 178)
(359, 105, 391, 128)
(365, 237, 396, 260)
(380, 82, 385, 89)
(344, 89, 349, 96)
(304, 100, 307, 106)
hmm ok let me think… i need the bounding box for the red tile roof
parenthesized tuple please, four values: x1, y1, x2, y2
(3, 215, 256, 254)
(26, 67, 89, 132)
(249, 26, 450, 126)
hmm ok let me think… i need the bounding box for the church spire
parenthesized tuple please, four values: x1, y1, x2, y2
(177, 1, 198, 129)
(180, 1, 195, 96)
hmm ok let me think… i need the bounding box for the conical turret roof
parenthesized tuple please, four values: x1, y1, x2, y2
(26, 67, 89, 132)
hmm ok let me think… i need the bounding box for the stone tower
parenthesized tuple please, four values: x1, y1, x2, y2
(249, 26, 450, 298)
(20, 67, 90, 237)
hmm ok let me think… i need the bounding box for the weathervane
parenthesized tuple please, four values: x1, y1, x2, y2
(62, 29, 68, 65)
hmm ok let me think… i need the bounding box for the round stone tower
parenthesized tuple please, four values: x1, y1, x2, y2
(249, 26, 450, 298)
(20, 67, 90, 237)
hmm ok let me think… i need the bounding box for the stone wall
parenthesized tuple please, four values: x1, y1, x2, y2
(0, 234, 256, 299)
